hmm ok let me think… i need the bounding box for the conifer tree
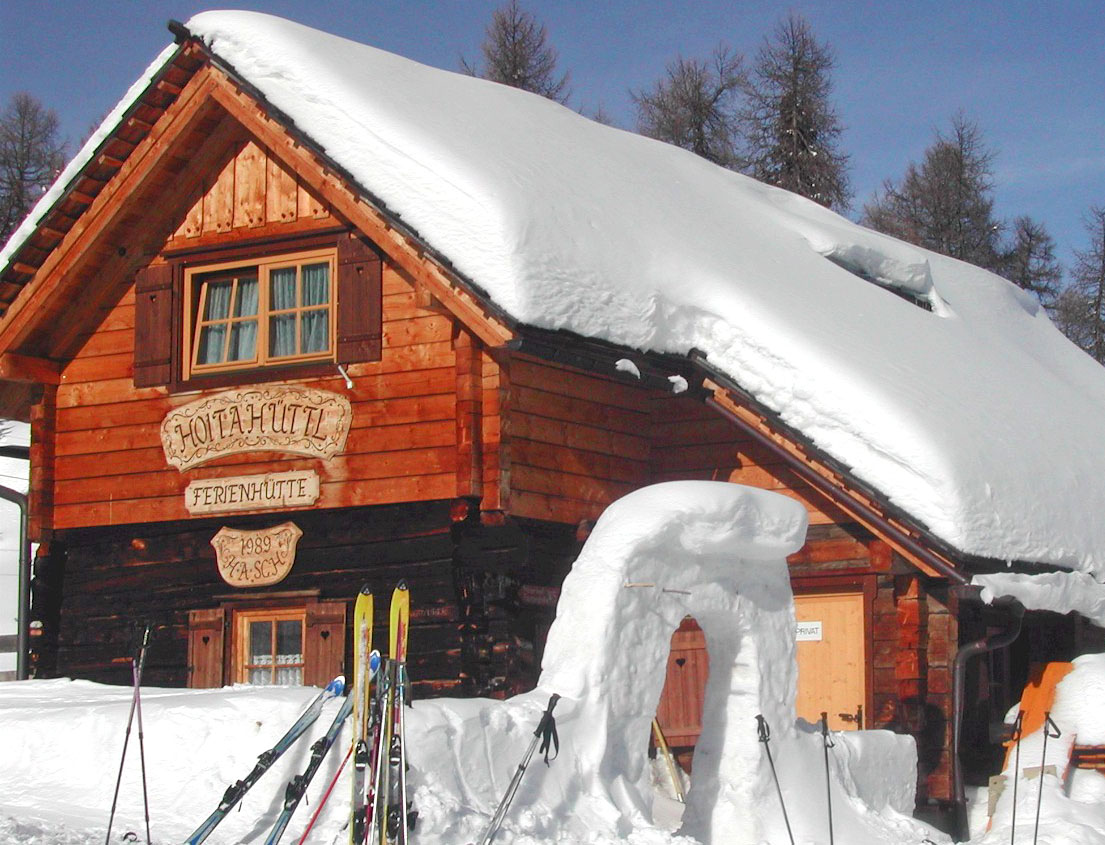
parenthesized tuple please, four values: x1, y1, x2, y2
(863, 114, 1003, 271)
(632, 45, 746, 170)
(463, 0, 570, 103)
(1000, 216, 1062, 308)
(0, 93, 66, 244)
(743, 14, 850, 210)
(1055, 207, 1105, 362)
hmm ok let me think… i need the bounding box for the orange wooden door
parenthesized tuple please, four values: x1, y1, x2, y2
(794, 592, 866, 731)
(655, 618, 709, 747)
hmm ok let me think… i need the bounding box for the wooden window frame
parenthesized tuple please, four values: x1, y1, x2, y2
(135, 230, 383, 393)
(233, 605, 308, 686)
(183, 247, 338, 379)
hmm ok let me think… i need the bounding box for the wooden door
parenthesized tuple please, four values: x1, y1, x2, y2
(794, 592, 866, 731)
(655, 617, 709, 748)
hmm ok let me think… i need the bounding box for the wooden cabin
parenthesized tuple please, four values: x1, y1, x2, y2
(2, 16, 1100, 823)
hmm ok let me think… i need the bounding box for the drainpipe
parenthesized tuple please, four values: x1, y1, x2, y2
(0, 484, 30, 680)
(950, 593, 1024, 842)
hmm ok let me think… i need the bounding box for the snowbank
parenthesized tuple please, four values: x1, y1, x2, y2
(0, 482, 943, 844)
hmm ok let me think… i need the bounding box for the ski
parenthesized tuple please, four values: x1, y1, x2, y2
(366, 652, 391, 845)
(182, 676, 345, 845)
(264, 653, 379, 845)
(373, 582, 411, 845)
(349, 586, 375, 845)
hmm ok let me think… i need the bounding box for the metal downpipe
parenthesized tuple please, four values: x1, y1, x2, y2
(0, 484, 29, 680)
(950, 595, 1024, 841)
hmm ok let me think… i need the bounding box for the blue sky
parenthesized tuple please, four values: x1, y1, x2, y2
(1, 0, 1102, 270)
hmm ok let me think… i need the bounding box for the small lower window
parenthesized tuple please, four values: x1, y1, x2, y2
(235, 607, 306, 685)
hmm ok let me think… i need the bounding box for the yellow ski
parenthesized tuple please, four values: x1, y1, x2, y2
(349, 585, 373, 845)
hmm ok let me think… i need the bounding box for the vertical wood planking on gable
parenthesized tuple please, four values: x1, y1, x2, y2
(266, 153, 298, 224)
(202, 153, 235, 234)
(170, 142, 331, 244)
(232, 141, 265, 228)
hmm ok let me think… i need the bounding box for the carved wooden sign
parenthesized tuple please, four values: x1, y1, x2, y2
(211, 522, 303, 588)
(185, 470, 320, 515)
(161, 386, 351, 471)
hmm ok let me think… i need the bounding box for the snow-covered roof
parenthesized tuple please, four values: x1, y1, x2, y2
(6, 11, 1105, 577)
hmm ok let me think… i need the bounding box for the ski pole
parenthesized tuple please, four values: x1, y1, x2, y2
(756, 715, 794, 845)
(1008, 710, 1024, 845)
(479, 694, 561, 845)
(652, 719, 684, 803)
(820, 712, 835, 845)
(1032, 714, 1061, 845)
(133, 637, 152, 845)
(296, 744, 353, 845)
(105, 624, 152, 845)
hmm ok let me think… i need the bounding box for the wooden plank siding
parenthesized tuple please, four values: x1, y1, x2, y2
(51, 239, 462, 529)
(506, 355, 651, 524)
(504, 354, 859, 529)
(649, 394, 854, 526)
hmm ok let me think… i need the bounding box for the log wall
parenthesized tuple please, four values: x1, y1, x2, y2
(50, 262, 465, 531)
(49, 501, 461, 695)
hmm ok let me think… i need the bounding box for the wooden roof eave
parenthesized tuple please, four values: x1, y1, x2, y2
(0, 65, 246, 362)
(689, 355, 970, 584)
(0, 41, 207, 323)
(187, 37, 517, 351)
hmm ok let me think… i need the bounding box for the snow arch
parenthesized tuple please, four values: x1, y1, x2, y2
(537, 481, 808, 842)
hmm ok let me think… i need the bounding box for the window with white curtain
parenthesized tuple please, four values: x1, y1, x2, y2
(186, 248, 336, 376)
(235, 607, 306, 686)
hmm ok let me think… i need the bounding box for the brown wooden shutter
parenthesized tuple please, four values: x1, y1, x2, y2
(304, 598, 347, 687)
(187, 607, 226, 689)
(336, 232, 382, 364)
(133, 263, 176, 387)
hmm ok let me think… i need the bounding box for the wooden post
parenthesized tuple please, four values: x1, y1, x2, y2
(454, 329, 483, 500)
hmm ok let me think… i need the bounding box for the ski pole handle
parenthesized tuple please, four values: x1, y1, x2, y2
(820, 712, 835, 748)
(534, 694, 560, 736)
(1044, 713, 1061, 739)
(756, 714, 770, 744)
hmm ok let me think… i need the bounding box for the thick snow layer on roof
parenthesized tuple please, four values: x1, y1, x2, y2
(182, 12, 1105, 573)
(974, 571, 1105, 628)
(7, 10, 1105, 573)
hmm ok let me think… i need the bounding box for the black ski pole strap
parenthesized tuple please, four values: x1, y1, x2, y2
(537, 694, 561, 765)
(756, 714, 770, 744)
(1044, 713, 1061, 739)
